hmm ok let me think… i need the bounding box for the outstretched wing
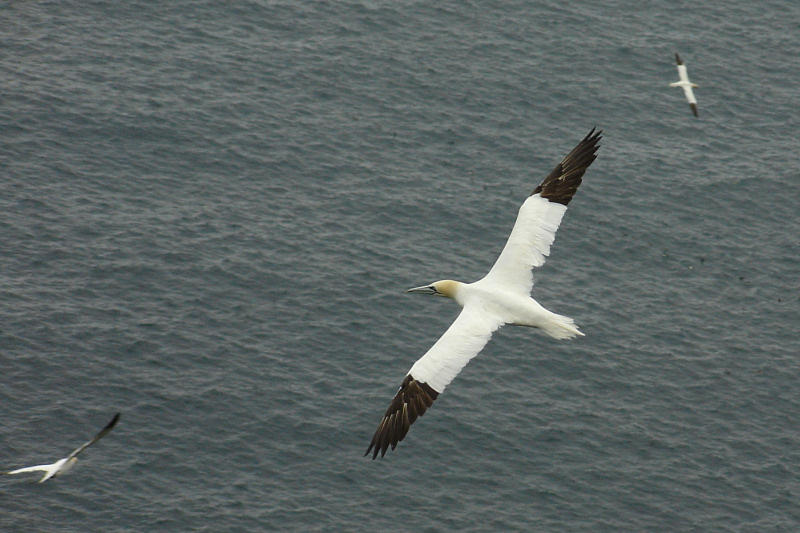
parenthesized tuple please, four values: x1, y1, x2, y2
(676, 63, 690, 84)
(67, 412, 120, 459)
(481, 128, 602, 294)
(4, 464, 54, 475)
(365, 307, 503, 458)
(682, 86, 698, 116)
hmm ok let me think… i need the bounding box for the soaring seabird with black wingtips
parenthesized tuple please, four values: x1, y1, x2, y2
(365, 129, 602, 459)
(3, 413, 120, 482)
(670, 53, 699, 117)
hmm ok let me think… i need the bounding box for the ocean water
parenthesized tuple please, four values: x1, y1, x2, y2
(2, 1, 799, 531)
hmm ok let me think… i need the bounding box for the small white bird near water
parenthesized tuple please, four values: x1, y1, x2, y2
(670, 53, 699, 117)
(366, 129, 602, 458)
(3, 413, 120, 482)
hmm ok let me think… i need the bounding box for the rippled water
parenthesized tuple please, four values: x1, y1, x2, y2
(2, 1, 799, 531)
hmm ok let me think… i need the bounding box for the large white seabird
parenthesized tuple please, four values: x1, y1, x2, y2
(670, 53, 699, 117)
(3, 413, 120, 482)
(365, 129, 602, 458)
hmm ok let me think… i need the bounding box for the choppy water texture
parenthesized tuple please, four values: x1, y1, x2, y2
(2, 1, 799, 531)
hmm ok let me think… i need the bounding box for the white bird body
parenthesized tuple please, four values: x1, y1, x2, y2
(670, 54, 699, 116)
(366, 129, 601, 458)
(407, 281, 581, 393)
(4, 413, 120, 483)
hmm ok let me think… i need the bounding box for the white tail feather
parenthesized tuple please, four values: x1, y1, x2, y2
(540, 313, 584, 339)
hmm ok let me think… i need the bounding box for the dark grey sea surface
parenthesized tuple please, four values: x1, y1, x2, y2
(2, 1, 799, 531)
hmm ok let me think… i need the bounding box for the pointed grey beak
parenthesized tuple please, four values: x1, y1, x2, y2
(407, 285, 437, 295)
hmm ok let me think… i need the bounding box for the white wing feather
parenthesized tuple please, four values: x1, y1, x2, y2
(681, 85, 697, 105)
(480, 194, 567, 294)
(5, 463, 55, 475)
(677, 64, 690, 83)
(408, 306, 504, 392)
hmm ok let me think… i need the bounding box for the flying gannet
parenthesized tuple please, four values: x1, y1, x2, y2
(365, 129, 602, 459)
(3, 412, 120, 482)
(670, 53, 699, 117)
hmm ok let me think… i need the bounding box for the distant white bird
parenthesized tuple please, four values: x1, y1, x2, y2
(365, 129, 602, 458)
(670, 53, 699, 117)
(3, 413, 120, 482)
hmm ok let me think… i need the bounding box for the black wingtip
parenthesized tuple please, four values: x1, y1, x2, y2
(531, 128, 602, 206)
(365, 375, 439, 459)
(690, 103, 698, 117)
(675, 53, 683, 65)
(96, 412, 121, 436)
